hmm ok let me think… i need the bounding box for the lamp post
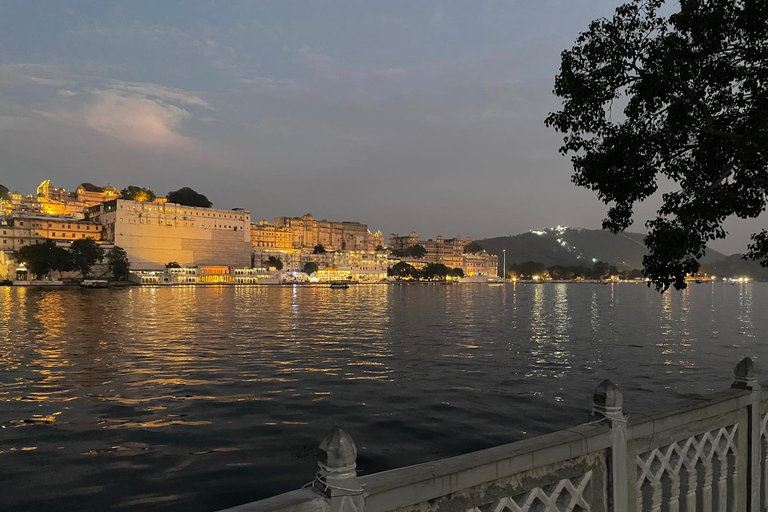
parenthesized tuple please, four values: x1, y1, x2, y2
(502, 249, 506, 280)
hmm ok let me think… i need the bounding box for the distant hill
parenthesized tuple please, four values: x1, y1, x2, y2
(478, 227, 727, 270)
(700, 254, 768, 281)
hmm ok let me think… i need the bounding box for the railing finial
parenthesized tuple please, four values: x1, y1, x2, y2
(733, 357, 759, 389)
(592, 379, 624, 420)
(315, 426, 365, 512)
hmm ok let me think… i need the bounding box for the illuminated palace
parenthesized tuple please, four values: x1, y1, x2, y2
(88, 199, 253, 269)
(388, 232, 498, 277)
(269, 213, 384, 251)
(2, 180, 122, 217)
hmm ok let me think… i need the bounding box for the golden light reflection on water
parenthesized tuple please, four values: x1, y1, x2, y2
(2, 284, 768, 512)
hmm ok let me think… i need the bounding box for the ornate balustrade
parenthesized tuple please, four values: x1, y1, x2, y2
(220, 358, 765, 512)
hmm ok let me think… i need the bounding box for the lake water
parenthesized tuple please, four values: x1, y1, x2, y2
(0, 283, 765, 511)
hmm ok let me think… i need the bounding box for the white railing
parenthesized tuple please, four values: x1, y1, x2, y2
(220, 358, 765, 512)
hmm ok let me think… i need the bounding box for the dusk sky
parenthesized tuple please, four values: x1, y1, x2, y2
(0, 1, 762, 254)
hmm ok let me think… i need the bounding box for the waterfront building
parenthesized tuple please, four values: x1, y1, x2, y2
(88, 199, 253, 269)
(0, 213, 103, 251)
(274, 213, 383, 251)
(250, 220, 294, 250)
(463, 251, 500, 277)
(129, 266, 275, 285)
(251, 247, 388, 282)
(388, 232, 498, 277)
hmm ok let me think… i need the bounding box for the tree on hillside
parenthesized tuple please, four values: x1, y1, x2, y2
(409, 244, 427, 259)
(463, 241, 484, 254)
(120, 186, 156, 202)
(266, 256, 283, 271)
(107, 246, 130, 280)
(546, 0, 768, 291)
(70, 238, 104, 278)
(80, 183, 104, 193)
(167, 187, 212, 207)
(0, 184, 10, 200)
(313, 244, 327, 254)
(592, 261, 611, 280)
(303, 262, 319, 274)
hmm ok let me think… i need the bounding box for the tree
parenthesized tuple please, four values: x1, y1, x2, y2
(166, 261, 181, 268)
(70, 238, 104, 278)
(451, 267, 465, 278)
(390, 248, 410, 258)
(546, 0, 768, 291)
(266, 256, 283, 271)
(313, 244, 327, 254)
(463, 241, 484, 254)
(423, 263, 450, 280)
(120, 186, 156, 202)
(375, 244, 385, 251)
(167, 187, 212, 207)
(303, 261, 319, 274)
(512, 261, 547, 279)
(80, 182, 104, 193)
(409, 244, 427, 259)
(0, 184, 10, 201)
(390, 261, 417, 279)
(49, 245, 74, 279)
(107, 246, 130, 280)
(592, 261, 611, 280)
(14, 241, 54, 279)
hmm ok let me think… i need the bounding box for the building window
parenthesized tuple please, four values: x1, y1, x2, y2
(52, 232, 56, 236)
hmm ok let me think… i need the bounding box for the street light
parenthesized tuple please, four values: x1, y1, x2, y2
(503, 249, 506, 280)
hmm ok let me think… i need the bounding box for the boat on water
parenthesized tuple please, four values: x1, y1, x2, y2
(329, 281, 350, 289)
(80, 279, 109, 289)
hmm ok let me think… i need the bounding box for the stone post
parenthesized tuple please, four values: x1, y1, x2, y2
(592, 379, 628, 512)
(314, 426, 365, 512)
(732, 357, 761, 512)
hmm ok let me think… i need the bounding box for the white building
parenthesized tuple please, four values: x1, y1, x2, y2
(88, 199, 253, 269)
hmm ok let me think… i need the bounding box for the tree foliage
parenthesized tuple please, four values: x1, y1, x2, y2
(13, 241, 73, 279)
(120, 186, 156, 202)
(422, 263, 450, 280)
(0, 184, 11, 200)
(107, 246, 130, 280)
(303, 261, 319, 274)
(409, 244, 427, 259)
(266, 256, 283, 271)
(451, 267, 464, 278)
(80, 182, 104, 193)
(313, 244, 327, 254)
(50, 245, 74, 279)
(166, 261, 181, 268)
(167, 187, 212, 208)
(546, 0, 768, 291)
(389, 261, 418, 279)
(463, 241, 484, 254)
(70, 238, 104, 278)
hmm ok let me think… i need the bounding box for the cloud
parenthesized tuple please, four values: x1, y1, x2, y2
(0, 64, 77, 88)
(83, 89, 193, 148)
(103, 81, 212, 109)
